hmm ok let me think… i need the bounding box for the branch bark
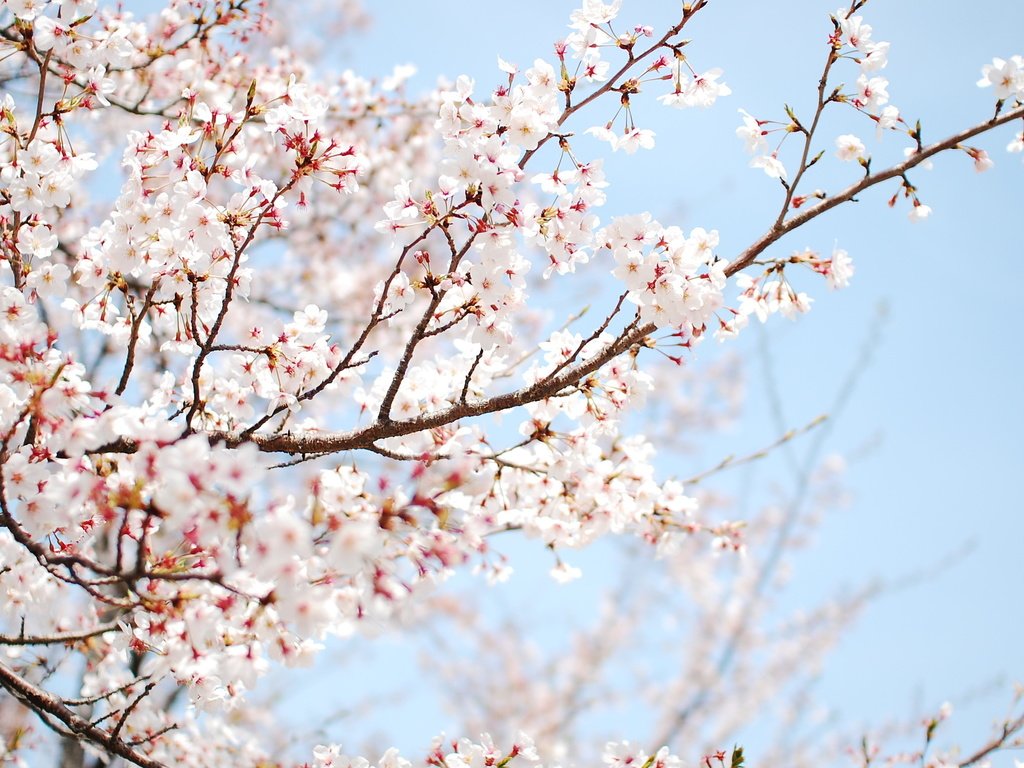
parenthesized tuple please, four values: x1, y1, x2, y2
(0, 662, 169, 768)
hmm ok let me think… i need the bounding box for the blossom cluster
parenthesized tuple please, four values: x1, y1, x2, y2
(737, 5, 899, 184)
(310, 734, 687, 768)
(0, 0, 1021, 765)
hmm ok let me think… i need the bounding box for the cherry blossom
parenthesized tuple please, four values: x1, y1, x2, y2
(977, 55, 1024, 101)
(0, 1, 1021, 766)
(835, 133, 866, 163)
(750, 152, 788, 181)
(908, 201, 933, 222)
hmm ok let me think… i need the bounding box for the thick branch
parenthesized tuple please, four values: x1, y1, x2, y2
(0, 662, 169, 768)
(231, 320, 656, 454)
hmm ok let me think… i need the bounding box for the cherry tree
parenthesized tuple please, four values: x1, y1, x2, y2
(0, 0, 1021, 766)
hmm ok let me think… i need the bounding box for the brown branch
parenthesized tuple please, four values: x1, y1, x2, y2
(548, 291, 632, 380)
(184, 164, 301, 430)
(459, 347, 486, 404)
(773, 22, 841, 224)
(109, 680, 159, 745)
(115, 284, 157, 396)
(726, 104, 1024, 277)
(958, 713, 1024, 768)
(377, 227, 478, 421)
(0, 661, 168, 768)
(237, 321, 654, 455)
(0, 622, 120, 647)
(26, 48, 52, 145)
(239, 229, 432, 439)
(62, 676, 153, 708)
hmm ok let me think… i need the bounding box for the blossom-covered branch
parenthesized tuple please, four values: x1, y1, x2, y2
(0, 0, 1021, 765)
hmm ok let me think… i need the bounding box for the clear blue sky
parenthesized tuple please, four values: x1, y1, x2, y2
(270, 1, 1023, 761)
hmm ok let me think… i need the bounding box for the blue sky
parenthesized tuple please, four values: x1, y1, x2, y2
(273, 0, 1024, 760)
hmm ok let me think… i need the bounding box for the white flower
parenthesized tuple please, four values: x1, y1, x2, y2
(908, 202, 932, 222)
(1007, 130, 1024, 154)
(570, 0, 622, 29)
(854, 73, 889, 112)
(684, 68, 731, 108)
(506, 106, 550, 150)
(750, 152, 787, 181)
(828, 247, 854, 289)
(5, 0, 48, 20)
(736, 109, 767, 154)
(16, 223, 58, 259)
(550, 561, 583, 583)
(977, 56, 1024, 100)
(837, 9, 873, 51)
(970, 148, 994, 172)
(26, 262, 71, 297)
(835, 134, 866, 162)
(615, 127, 655, 154)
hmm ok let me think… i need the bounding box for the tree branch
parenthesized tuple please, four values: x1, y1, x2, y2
(0, 662, 169, 768)
(726, 104, 1024, 276)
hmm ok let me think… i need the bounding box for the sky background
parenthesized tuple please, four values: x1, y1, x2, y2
(266, 0, 1023, 761)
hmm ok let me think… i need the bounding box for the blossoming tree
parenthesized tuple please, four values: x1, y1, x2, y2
(0, 0, 1021, 766)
